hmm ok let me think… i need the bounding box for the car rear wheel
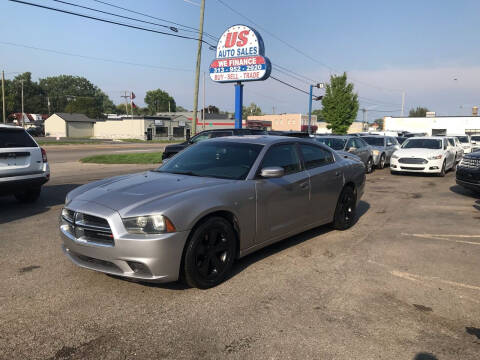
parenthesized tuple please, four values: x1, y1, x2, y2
(14, 186, 41, 203)
(378, 153, 386, 169)
(183, 216, 236, 289)
(332, 186, 357, 230)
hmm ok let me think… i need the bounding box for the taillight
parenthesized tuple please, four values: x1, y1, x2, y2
(41, 148, 48, 163)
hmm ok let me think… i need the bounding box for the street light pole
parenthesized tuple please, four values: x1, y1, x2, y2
(2, 70, 5, 124)
(20, 79, 25, 127)
(308, 84, 313, 134)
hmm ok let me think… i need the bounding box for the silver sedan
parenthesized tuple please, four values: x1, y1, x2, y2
(60, 136, 365, 288)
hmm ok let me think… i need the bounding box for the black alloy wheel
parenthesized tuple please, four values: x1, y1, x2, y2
(332, 186, 357, 230)
(183, 217, 236, 289)
(378, 153, 386, 169)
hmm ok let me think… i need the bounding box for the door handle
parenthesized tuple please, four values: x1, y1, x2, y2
(299, 182, 309, 189)
(335, 171, 341, 177)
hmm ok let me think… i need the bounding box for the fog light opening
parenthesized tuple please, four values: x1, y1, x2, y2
(127, 261, 151, 276)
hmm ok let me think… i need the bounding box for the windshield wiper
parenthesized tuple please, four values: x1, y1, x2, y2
(169, 171, 201, 177)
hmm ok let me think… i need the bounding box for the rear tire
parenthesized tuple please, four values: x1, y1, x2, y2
(332, 186, 357, 230)
(14, 186, 41, 203)
(183, 216, 236, 289)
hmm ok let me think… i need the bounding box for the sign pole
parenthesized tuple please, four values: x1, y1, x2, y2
(234, 82, 243, 129)
(308, 84, 313, 134)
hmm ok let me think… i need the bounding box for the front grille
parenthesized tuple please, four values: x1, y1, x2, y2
(398, 158, 428, 164)
(62, 210, 114, 246)
(459, 157, 480, 169)
(400, 166, 425, 170)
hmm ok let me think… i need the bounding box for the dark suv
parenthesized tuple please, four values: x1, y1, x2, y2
(162, 128, 266, 160)
(456, 151, 480, 193)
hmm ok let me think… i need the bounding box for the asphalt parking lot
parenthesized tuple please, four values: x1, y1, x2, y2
(1, 153, 479, 359)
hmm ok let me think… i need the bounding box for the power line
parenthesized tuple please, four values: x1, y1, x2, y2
(0, 41, 193, 72)
(50, 0, 181, 32)
(91, 0, 219, 41)
(273, 68, 312, 86)
(8, 0, 217, 47)
(270, 76, 311, 96)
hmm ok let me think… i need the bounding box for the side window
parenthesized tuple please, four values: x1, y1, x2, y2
(190, 131, 211, 143)
(261, 144, 302, 175)
(346, 138, 355, 149)
(210, 131, 233, 138)
(386, 137, 394, 146)
(300, 144, 334, 170)
(443, 140, 448, 150)
(354, 138, 365, 149)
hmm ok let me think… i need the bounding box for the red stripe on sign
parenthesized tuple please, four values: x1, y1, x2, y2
(196, 121, 235, 126)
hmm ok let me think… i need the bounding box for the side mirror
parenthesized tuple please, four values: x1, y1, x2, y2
(347, 147, 356, 153)
(162, 158, 170, 165)
(260, 166, 285, 178)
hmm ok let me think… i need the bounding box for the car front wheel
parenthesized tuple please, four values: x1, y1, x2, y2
(183, 216, 236, 289)
(366, 157, 374, 173)
(14, 186, 42, 203)
(438, 160, 446, 177)
(378, 153, 386, 169)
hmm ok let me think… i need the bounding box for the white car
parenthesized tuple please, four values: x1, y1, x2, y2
(446, 136, 464, 162)
(455, 135, 472, 154)
(471, 135, 480, 152)
(0, 124, 50, 202)
(390, 137, 456, 176)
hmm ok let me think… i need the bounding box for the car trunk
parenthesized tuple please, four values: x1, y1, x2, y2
(0, 128, 43, 178)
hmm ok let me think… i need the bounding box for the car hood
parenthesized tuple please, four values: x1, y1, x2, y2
(164, 143, 187, 152)
(70, 171, 230, 215)
(394, 148, 443, 158)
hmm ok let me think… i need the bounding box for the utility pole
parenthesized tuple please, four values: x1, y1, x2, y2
(20, 79, 25, 127)
(272, 105, 275, 114)
(308, 83, 324, 134)
(2, 70, 5, 124)
(361, 108, 368, 131)
(401, 91, 406, 117)
(202, 71, 205, 130)
(120, 91, 130, 116)
(191, 0, 205, 136)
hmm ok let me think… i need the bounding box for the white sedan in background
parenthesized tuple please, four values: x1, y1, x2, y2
(390, 137, 456, 177)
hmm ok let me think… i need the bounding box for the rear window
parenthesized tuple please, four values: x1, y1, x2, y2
(362, 137, 385, 146)
(0, 128, 37, 148)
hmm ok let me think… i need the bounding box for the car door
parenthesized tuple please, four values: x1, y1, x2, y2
(255, 143, 310, 242)
(346, 138, 361, 159)
(299, 143, 343, 225)
(353, 138, 369, 164)
(385, 137, 396, 161)
(443, 139, 455, 168)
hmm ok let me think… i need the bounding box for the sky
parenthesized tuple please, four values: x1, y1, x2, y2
(1, 0, 480, 120)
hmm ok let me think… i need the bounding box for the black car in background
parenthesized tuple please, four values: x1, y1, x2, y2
(396, 136, 408, 145)
(267, 130, 311, 138)
(162, 128, 266, 160)
(456, 152, 480, 193)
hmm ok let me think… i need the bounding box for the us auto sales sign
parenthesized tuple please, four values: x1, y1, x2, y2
(209, 25, 271, 83)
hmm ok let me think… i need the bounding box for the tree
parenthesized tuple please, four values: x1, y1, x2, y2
(176, 105, 188, 112)
(144, 89, 176, 114)
(374, 118, 384, 130)
(242, 102, 262, 118)
(312, 109, 324, 122)
(409, 107, 429, 117)
(203, 105, 219, 114)
(64, 97, 103, 118)
(320, 72, 359, 134)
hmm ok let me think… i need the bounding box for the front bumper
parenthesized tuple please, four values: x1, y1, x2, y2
(60, 200, 189, 283)
(390, 158, 443, 173)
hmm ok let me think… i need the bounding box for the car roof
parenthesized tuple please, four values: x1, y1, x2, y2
(315, 135, 352, 139)
(204, 135, 315, 146)
(404, 136, 445, 140)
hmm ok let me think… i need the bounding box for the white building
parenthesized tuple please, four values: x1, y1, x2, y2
(384, 115, 480, 136)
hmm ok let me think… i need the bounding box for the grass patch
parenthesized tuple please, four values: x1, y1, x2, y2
(80, 152, 163, 164)
(37, 139, 106, 145)
(119, 138, 180, 144)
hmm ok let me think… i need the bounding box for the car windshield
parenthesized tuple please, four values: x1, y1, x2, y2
(156, 141, 263, 180)
(457, 136, 469, 143)
(362, 137, 384, 146)
(402, 139, 442, 149)
(314, 137, 346, 150)
(0, 128, 37, 148)
(471, 136, 480, 141)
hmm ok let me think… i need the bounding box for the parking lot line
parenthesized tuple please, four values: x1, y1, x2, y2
(390, 270, 480, 292)
(401, 233, 480, 246)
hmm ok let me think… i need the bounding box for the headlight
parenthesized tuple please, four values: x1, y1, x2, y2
(391, 154, 399, 159)
(372, 149, 380, 155)
(122, 215, 176, 234)
(428, 155, 442, 160)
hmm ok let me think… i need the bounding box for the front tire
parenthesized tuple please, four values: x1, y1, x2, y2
(183, 217, 236, 289)
(366, 157, 374, 173)
(332, 186, 357, 230)
(378, 153, 386, 169)
(437, 160, 446, 177)
(14, 186, 41, 203)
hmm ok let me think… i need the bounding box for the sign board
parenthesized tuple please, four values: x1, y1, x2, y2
(179, 120, 185, 126)
(209, 25, 271, 83)
(154, 120, 163, 125)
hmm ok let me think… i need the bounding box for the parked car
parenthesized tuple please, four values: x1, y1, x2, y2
(26, 126, 44, 137)
(60, 136, 365, 288)
(446, 136, 464, 162)
(162, 128, 266, 160)
(470, 135, 480, 152)
(455, 135, 472, 154)
(396, 136, 408, 145)
(313, 135, 374, 173)
(390, 137, 456, 176)
(456, 151, 480, 193)
(0, 124, 50, 202)
(361, 135, 400, 169)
